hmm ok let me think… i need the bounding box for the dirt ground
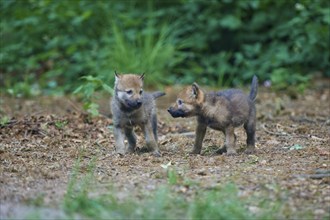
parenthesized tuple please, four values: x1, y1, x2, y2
(1, 79, 329, 219)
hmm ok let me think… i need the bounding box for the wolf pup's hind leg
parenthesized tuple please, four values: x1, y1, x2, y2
(224, 126, 237, 155)
(244, 110, 256, 154)
(141, 123, 161, 156)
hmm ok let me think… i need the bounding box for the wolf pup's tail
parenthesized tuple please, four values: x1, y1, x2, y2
(249, 75, 258, 102)
(152, 91, 166, 99)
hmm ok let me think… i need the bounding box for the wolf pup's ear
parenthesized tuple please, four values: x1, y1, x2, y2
(192, 83, 200, 98)
(114, 71, 121, 86)
(114, 70, 120, 78)
(192, 82, 204, 104)
(140, 72, 145, 80)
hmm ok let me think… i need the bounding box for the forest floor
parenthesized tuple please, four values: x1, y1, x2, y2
(1, 78, 329, 219)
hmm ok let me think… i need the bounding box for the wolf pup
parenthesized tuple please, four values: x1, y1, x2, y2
(111, 72, 165, 156)
(168, 76, 258, 155)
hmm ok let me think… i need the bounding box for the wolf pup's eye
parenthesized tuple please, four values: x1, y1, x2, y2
(177, 99, 183, 105)
(139, 89, 143, 95)
(126, 90, 133, 95)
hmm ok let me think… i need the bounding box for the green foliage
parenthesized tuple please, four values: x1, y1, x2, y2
(25, 212, 42, 220)
(1, 0, 329, 97)
(62, 159, 305, 220)
(5, 75, 42, 98)
(64, 157, 100, 217)
(0, 115, 10, 126)
(161, 161, 181, 185)
(54, 120, 68, 129)
(1, 0, 114, 94)
(26, 193, 45, 207)
(63, 161, 252, 219)
(73, 75, 113, 116)
(189, 184, 251, 219)
(109, 20, 185, 86)
(270, 68, 309, 92)
(167, 168, 179, 185)
(157, 0, 329, 87)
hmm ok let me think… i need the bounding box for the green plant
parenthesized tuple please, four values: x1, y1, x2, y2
(107, 18, 185, 86)
(26, 193, 45, 207)
(63, 157, 102, 217)
(25, 212, 42, 220)
(60, 156, 323, 219)
(160, 161, 180, 185)
(54, 120, 68, 129)
(5, 75, 41, 98)
(167, 169, 179, 185)
(0, 116, 10, 126)
(73, 75, 113, 116)
(270, 68, 309, 93)
(188, 184, 251, 220)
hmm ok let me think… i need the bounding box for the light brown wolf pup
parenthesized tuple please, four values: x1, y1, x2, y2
(111, 72, 165, 156)
(168, 76, 258, 155)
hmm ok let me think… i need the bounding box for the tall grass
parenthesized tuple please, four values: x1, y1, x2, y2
(108, 19, 185, 87)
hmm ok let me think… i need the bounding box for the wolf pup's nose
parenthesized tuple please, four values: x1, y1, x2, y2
(167, 107, 176, 117)
(136, 100, 142, 107)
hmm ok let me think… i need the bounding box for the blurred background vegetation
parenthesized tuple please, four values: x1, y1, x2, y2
(1, 0, 329, 98)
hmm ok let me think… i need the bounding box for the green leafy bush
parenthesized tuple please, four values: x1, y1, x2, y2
(1, 0, 329, 97)
(155, 0, 329, 86)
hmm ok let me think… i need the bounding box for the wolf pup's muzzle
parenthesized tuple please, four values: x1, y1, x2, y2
(126, 99, 142, 109)
(167, 107, 186, 118)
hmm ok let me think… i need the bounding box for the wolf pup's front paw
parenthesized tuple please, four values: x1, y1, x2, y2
(126, 147, 136, 154)
(215, 146, 227, 155)
(116, 149, 126, 155)
(244, 147, 256, 154)
(152, 150, 161, 157)
(190, 149, 201, 154)
(226, 148, 237, 156)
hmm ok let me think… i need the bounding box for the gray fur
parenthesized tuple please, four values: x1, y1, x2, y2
(111, 73, 165, 156)
(249, 75, 258, 101)
(152, 91, 166, 99)
(168, 75, 258, 155)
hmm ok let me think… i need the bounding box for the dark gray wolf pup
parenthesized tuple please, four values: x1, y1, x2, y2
(168, 76, 258, 155)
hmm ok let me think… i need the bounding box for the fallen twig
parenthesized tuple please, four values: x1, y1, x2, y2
(294, 170, 330, 179)
(294, 173, 330, 179)
(261, 124, 287, 136)
(261, 124, 326, 141)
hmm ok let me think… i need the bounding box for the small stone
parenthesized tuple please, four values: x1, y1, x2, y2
(197, 169, 207, 176)
(324, 196, 330, 202)
(314, 209, 325, 215)
(248, 206, 261, 214)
